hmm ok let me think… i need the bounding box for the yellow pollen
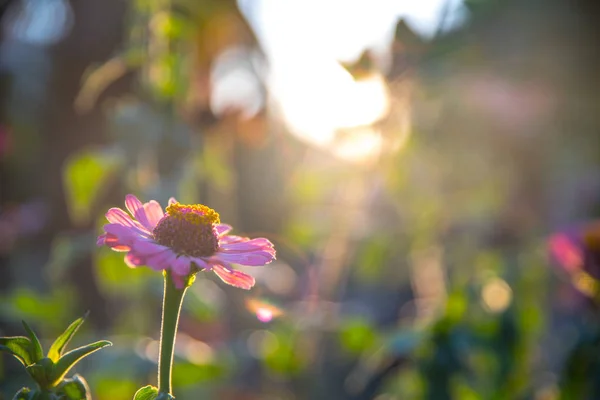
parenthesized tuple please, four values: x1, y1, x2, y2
(165, 203, 220, 226)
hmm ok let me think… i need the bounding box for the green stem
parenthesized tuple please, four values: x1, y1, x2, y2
(158, 272, 187, 394)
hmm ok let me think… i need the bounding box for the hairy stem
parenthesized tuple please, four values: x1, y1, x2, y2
(158, 272, 187, 394)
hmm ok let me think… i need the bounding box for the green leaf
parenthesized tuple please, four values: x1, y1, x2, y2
(24, 358, 55, 389)
(132, 385, 159, 400)
(0, 336, 33, 366)
(95, 248, 154, 295)
(63, 147, 122, 225)
(50, 340, 112, 386)
(57, 374, 91, 400)
(1, 288, 75, 332)
(38, 357, 55, 386)
(48, 313, 88, 362)
(22, 321, 44, 363)
(12, 387, 37, 400)
(339, 318, 378, 355)
(26, 364, 50, 388)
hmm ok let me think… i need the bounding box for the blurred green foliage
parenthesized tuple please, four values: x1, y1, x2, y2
(63, 149, 123, 226)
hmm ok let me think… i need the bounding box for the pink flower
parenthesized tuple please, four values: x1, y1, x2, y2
(97, 195, 275, 289)
(549, 222, 600, 279)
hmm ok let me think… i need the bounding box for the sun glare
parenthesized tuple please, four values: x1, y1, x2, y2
(234, 0, 467, 163)
(271, 63, 390, 150)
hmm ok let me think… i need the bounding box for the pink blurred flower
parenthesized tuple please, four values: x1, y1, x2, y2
(548, 222, 600, 299)
(549, 233, 584, 274)
(97, 195, 275, 289)
(549, 222, 600, 279)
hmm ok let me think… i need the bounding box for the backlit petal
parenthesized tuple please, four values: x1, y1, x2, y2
(220, 238, 275, 253)
(97, 234, 107, 246)
(212, 263, 255, 289)
(111, 244, 131, 252)
(125, 194, 143, 217)
(190, 257, 210, 270)
(132, 240, 169, 255)
(125, 194, 152, 228)
(106, 207, 149, 232)
(219, 235, 248, 244)
(103, 221, 151, 240)
(125, 194, 157, 230)
(125, 252, 145, 268)
(103, 232, 131, 252)
(144, 200, 164, 229)
(103, 224, 145, 243)
(215, 224, 233, 236)
(214, 250, 275, 266)
(146, 249, 177, 271)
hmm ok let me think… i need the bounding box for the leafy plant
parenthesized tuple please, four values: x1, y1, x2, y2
(0, 313, 112, 399)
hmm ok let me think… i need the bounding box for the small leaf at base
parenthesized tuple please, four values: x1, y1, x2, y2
(133, 385, 159, 400)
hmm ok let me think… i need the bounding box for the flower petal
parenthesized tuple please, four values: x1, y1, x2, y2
(219, 238, 275, 253)
(219, 235, 248, 244)
(124, 252, 145, 268)
(125, 194, 152, 228)
(212, 263, 255, 289)
(103, 223, 151, 244)
(125, 194, 163, 231)
(110, 244, 131, 252)
(213, 250, 275, 266)
(104, 235, 119, 246)
(125, 194, 143, 216)
(132, 240, 170, 255)
(168, 197, 178, 206)
(144, 200, 165, 229)
(215, 224, 233, 236)
(172, 256, 191, 276)
(145, 249, 177, 271)
(101, 232, 130, 251)
(171, 273, 186, 289)
(106, 209, 152, 240)
(97, 234, 107, 246)
(106, 207, 142, 229)
(190, 257, 210, 270)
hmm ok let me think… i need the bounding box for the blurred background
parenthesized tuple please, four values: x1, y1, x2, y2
(2, 0, 600, 398)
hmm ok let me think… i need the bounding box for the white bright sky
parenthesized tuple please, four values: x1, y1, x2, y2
(239, 0, 467, 62)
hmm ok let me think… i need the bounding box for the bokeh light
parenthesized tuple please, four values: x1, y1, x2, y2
(480, 278, 512, 314)
(245, 298, 284, 323)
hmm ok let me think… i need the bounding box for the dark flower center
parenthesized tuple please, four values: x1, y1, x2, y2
(153, 203, 220, 258)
